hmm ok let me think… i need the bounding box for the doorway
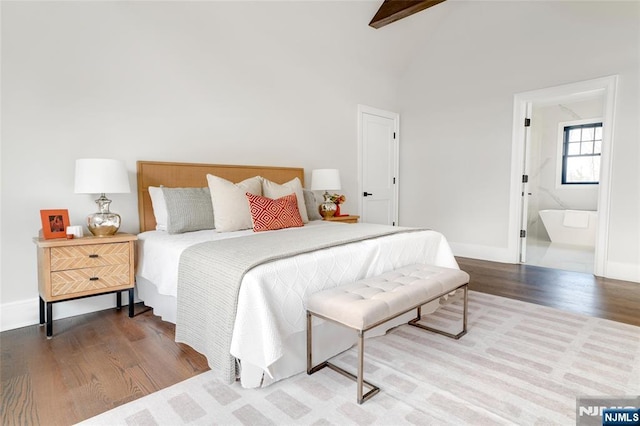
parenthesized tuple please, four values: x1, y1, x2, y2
(525, 99, 604, 273)
(357, 105, 399, 225)
(510, 76, 618, 277)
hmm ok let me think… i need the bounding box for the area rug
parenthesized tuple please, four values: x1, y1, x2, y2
(78, 291, 640, 425)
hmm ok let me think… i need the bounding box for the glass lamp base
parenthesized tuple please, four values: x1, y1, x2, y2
(87, 212, 121, 236)
(319, 201, 337, 218)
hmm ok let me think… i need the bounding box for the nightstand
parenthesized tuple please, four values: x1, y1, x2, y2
(33, 233, 137, 337)
(323, 215, 360, 224)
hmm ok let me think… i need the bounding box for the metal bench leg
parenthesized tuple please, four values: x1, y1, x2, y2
(462, 284, 468, 334)
(409, 283, 468, 339)
(357, 331, 364, 403)
(307, 311, 379, 404)
(307, 311, 329, 374)
(306, 311, 314, 374)
(356, 329, 379, 404)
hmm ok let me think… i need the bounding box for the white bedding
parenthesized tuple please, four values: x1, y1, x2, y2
(136, 221, 459, 387)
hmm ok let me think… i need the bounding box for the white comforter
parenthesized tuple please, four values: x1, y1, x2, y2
(137, 221, 458, 387)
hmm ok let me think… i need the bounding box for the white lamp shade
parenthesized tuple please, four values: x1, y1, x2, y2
(74, 159, 130, 194)
(311, 169, 341, 191)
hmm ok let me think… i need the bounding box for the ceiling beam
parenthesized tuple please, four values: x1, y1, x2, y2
(369, 0, 447, 29)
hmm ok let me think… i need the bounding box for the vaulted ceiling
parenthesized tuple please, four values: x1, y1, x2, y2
(369, 0, 447, 29)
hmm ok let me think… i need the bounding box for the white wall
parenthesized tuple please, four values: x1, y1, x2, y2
(2, 1, 639, 332)
(398, 1, 639, 280)
(1, 1, 425, 331)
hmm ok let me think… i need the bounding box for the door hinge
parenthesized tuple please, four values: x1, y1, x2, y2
(393, 132, 396, 139)
(393, 221, 396, 226)
(524, 118, 531, 127)
(520, 230, 526, 238)
(522, 175, 529, 183)
(393, 177, 396, 184)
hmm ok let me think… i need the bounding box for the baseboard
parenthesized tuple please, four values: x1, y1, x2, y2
(449, 242, 516, 264)
(1, 293, 132, 333)
(450, 242, 640, 284)
(605, 260, 640, 283)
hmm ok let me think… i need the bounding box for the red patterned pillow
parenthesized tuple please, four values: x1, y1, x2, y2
(246, 192, 304, 232)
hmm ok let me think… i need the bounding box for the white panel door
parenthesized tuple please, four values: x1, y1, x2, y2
(359, 107, 398, 225)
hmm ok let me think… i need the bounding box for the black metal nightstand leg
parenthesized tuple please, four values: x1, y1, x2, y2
(128, 288, 134, 317)
(39, 297, 45, 325)
(116, 292, 122, 310)
(46, 302, 53, 338)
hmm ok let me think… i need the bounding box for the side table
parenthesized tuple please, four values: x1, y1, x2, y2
(33, 232, 137, 337)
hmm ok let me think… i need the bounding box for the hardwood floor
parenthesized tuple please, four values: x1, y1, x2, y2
(458, 257, 640, 327)
(1, 306, 209, 426)
(1, 258, 639, 425)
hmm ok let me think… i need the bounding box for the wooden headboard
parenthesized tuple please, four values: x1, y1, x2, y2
(137, 161, 305, 233)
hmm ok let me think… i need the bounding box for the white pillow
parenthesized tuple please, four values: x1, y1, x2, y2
(262, 177, 309, 223)
(148, 186, 168, 231)
(207, 174, 263, 232)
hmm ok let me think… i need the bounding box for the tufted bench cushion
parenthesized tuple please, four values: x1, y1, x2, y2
(306, 263, 470, 404)
(307, 264, 470, 331)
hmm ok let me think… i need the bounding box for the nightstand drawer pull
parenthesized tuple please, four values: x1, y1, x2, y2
(89, 277, 99, 281)
(89, 254, 99, 258)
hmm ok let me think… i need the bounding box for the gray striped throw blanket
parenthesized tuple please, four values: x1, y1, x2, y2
(175, 223, 426, 384)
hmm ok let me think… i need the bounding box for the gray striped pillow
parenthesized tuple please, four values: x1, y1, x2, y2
(303, 189, 322, 221)
(162, 187, 215, 234)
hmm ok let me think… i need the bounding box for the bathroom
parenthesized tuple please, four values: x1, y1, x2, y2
(524, 94, 603, 274)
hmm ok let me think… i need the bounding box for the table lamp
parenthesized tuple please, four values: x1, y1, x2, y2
(74, 159, 130, 236)
(310, 169, 341, 218)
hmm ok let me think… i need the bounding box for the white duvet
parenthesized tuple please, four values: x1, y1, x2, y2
(136, 221, 458, 387)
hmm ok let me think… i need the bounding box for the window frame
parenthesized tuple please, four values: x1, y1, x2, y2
(559, 121, 603, 186)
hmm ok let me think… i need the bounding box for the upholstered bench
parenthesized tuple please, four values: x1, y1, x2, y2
(306, 264, 470, 404)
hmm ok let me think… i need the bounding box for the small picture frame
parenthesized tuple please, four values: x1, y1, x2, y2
(40, 209, 70, 240)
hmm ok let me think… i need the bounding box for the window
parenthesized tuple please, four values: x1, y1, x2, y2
(562, 122, 602, 184)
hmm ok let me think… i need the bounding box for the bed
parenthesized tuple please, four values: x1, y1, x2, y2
(135, 161, 459, 388)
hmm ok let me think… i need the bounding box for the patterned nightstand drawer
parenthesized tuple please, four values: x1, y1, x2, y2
(50, 242, 130, 271)
(50, 264, 132, 296)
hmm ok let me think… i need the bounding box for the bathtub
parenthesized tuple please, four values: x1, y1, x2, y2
(538, 209, 597, 247)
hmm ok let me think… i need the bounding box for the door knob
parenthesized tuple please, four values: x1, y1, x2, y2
(363, 192, 373, 197)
